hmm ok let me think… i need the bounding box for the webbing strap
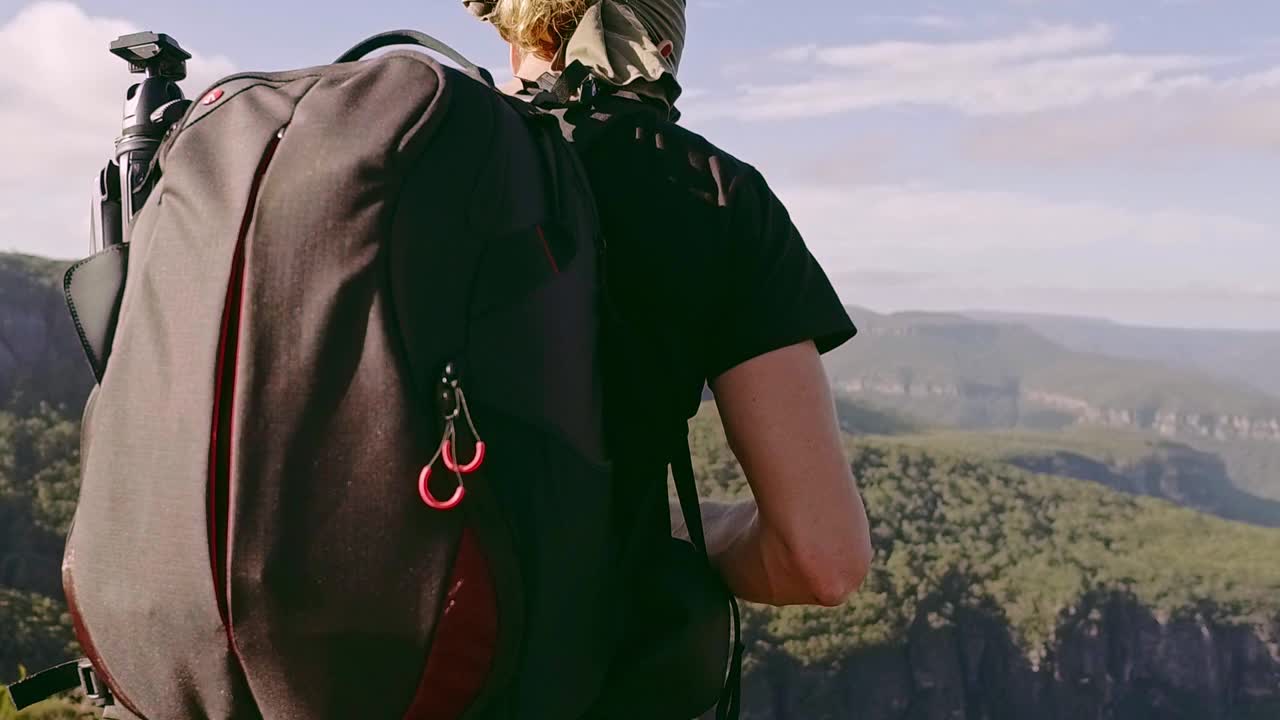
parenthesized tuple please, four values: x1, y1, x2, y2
(530, 61, 595, 109)
(721, 597, 744, 720)
(671, 428, 743, 720)
(670, 433, 708, 554)
(7, 660, 84, 710)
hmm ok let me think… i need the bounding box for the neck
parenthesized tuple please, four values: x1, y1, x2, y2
(515, 52, 557, 81)
(500, 51, 559, 96)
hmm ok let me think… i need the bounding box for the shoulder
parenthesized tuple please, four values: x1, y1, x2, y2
(580, 111, 766, 214)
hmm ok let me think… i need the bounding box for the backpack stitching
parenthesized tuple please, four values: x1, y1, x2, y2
(63, 244, 129, 382)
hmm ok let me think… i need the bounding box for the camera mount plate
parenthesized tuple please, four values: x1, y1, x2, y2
(109, 31, 191, 80)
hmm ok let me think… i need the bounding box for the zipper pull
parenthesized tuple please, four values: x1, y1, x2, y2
(418, 361, 485, 510)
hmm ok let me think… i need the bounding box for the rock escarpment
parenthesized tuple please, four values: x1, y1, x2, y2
(738, 595, 1280, 720)
(0, 254, 92, 415)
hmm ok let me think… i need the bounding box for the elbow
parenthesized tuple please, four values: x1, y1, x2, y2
(809, 551, 873, 608)
(792, 530, 874, 608)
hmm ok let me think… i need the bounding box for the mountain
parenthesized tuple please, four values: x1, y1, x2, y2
(833, 396, 924, 436)
(965, 310, 1280, 400)
(689, 405, 1280, 720)
(880, 427, 1280, 528)
(833, 307, 1280, 431)
(0, 254, 92, 417)
(829, 307, 1280, 500)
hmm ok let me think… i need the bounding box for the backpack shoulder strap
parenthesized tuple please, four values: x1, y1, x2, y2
(526, 73, 744, 714)
(670, 428, 708, 555)
(670, 425, 744, 720)
(335, 29, 496, 88)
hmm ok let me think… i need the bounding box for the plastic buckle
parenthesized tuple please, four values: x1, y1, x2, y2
(78, 659, 113, 708)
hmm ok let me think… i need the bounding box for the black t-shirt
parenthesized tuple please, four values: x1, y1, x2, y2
(577, 108, 858, 428)
(561, 105, 858, 716)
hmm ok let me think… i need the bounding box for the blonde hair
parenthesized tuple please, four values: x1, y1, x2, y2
(490, 0, 590, 60)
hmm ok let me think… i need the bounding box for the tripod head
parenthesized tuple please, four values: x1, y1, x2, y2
(91, 32, 194, 251)
(110, 32, 191, 81)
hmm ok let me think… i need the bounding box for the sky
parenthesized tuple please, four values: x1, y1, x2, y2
(1, 0, 1278, 330)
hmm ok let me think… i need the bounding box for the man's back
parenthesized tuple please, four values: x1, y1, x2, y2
(473, 0, 873, 614)
(581, 107, 857, 421)
(565, 99, 869, 607)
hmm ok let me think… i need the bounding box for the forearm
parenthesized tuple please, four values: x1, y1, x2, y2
(673, 499, 841, 607)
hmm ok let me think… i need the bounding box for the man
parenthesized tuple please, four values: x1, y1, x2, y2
(465, 0, 873, 610)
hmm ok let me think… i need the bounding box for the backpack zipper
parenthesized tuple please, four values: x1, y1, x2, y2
(209, 123, 287, 652)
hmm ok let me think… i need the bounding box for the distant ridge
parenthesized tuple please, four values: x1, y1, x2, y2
(834, 305, 1280, 424)
(964, 309, 1280, 399)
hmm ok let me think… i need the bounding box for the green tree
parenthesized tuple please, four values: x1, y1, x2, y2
(0, 407, 81, 536)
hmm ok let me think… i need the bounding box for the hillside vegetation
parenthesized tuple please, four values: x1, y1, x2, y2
(1183, 434, 1280, 502)
(878, 427, 1280, 527)
(0, 689, 89, 720)
(833, 396, 924, 436)
(6, 403, 1279, 718)
(692, 404, 1280, 718)
(693, 404, 1280, 654)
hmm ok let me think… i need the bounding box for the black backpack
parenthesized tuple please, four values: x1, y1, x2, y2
(7, 31, 740, 720)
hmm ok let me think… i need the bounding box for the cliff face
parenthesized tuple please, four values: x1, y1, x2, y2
(0, 255, 93, 414)
(0, 496, 64, 599)
(738, 596, 1280, 720)
(841, 379, 1280, 445)
(1028, 391, 1280, 444)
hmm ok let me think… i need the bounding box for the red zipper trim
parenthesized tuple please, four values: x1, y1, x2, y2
(209, 238, 245, 630)
(535, 225, 560, 274)
(209, 125, 286, 646)
(64, 553, 143, 716)
(403, 528, 498, 720)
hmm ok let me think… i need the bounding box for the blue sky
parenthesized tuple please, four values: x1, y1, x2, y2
(2, 0, 1278, 329)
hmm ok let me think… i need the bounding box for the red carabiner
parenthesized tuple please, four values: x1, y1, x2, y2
(443, 439, 486, 474)
(419, 462, 465, 511)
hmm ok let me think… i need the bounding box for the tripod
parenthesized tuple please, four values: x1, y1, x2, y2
(91, 31, 193, 252)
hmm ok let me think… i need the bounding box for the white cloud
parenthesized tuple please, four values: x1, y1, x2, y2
(775, 181, 1276, 310)
(779, 182, 1269, 253)
(0, 2, 234, 259)
(690, 23, 1238, 121)
(684, 21, 1280, 166)
(855, 14, 971, 31)
(677, 21, 1280, 328)
(909, 15, 965, 30)
(954, 56, 1280, 166)
(800, 23, 1114, 67)
(1230, 65, 1280, 92)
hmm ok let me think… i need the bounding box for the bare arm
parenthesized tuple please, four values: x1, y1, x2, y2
(687, 340, 872, 607)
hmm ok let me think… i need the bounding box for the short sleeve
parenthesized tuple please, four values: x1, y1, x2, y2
(700, 166, 857, 380)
